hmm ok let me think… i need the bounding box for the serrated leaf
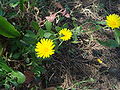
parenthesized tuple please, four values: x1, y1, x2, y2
(11, 71, 26, 84)
(31, 21, 40, 31)
(45, 21, 52, 31)
(97, 39, 119, 48)
(0, 16, 20, 38)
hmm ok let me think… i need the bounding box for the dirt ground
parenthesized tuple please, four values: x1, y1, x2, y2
(40, 0, 120, 90)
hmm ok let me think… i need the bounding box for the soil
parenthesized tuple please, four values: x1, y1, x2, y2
(41, 0, 120, 90)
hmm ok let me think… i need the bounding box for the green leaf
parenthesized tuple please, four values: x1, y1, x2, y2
(97, 39, 119, 48)
(95, 21, 106, 25)
(12, 53, 21, 59)
(55, 26, 62, 32)
(0, 42, 3, 56)
(0, 9, 5, 16)
(114, 29, 120, 44)
(19, 0, 25, 12)
(63, 23, 68, 28)
(37, 28, 45, 38)
(9, 1, 19, 8)
(44, 32, 52, 38)
(45, 21, 52, 31)
(0, 16, 20, 38)
(0, 62, 13, 72)
(25, 30, 36, 38)
(11, 71, 26, 84)
(31, 21, 40, 31)
(71, 41, 80, 44)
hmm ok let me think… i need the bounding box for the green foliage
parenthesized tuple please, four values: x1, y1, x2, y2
(114, 29, 120, 45)
(11, 71, 26, 84)
(97, 39, 119, 48)
(31, 21, 40, 31)
(19, 0, 25, 12)
(97, 28, 120, 48)
(0, 58, 25, 88)
(0, 16, 20, 38)
(45, 21, 52, 31)
(72, 26, 82, 43)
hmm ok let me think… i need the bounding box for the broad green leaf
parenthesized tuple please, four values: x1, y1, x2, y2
(0, 16, 20, 38)
(31, 21, 40, 31)
(11, 71, 26, 84)
(0, 62, 13, 72)
(114, 29, 120, 44)
(45, 21, 52, 31)
(44, 32, 52, 38)
(97, 39, 119, 48)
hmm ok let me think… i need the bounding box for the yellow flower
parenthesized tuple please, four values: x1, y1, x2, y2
(106, 14, 120, 29)
(59, 28, 72, 41)
(35, 39, 55, 59)
(97, 59, 103, 64)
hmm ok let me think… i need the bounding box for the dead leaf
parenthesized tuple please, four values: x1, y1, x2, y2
(24, 71, 34, 84)
(45, 13, 57, 22)
(61, 9, 66, 16)
(60, 9, 70, 18)
(65, 13, 70, 18)
(54, 2, 63, 9)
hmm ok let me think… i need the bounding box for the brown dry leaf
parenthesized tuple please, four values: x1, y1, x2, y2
(65, 13, 70, 18)
(60, 9, 70, 18)
(54, 2, 63, 9)
(61, 9, 66, 16)
(45, 13, 57, 22)
(24, 71, 34, 84)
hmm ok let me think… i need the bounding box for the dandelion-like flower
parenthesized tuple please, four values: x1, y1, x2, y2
(35, 39, 55, 59)
(59, 28, 72, 41)
(106, 14, 120, 29)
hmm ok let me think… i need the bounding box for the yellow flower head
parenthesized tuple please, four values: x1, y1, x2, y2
(35, 39, 55, 59)
(106, 14, 120, 29)
(59, 28, 72, 41)
(97, 59, 103, 64)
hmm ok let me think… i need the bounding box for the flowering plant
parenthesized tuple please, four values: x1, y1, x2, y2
(97, 14, 120, 48)
(34, 21, 73, 59)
